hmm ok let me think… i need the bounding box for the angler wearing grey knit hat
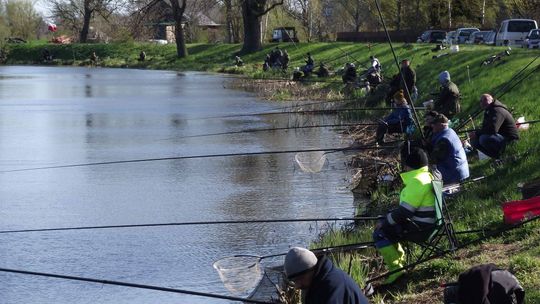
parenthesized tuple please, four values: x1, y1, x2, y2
(283, 247, 370, 303)
(435, 70, 461, 119)
(284, 247, 318, 280)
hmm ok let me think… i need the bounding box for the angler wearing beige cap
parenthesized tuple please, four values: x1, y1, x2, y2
(284, 247, 369, 304)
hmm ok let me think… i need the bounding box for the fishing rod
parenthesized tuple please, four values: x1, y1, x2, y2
(365, 214, 540, 285)
(454, 56, 540, 132)
(373, 0, 424, 139)
(0, 267, 275, 304)
(188, 107, 427, 121)
(160, 122, 379, 141)
(0, 144, 399, 174)
(457, 119, 540, 134)
(0, 217, 384, 235)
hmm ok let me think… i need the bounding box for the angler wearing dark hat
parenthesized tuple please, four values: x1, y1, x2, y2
(427, 113, 469, 184)
(375, 90, 413, 145)
(372, 145, 436, 284)
(284, 247, 369, 304)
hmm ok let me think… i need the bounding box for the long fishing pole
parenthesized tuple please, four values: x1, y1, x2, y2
(455, 56, 540, 132)
(458, 119, 540, 134)
(160, 122, 377, 141)
(0, 267, 274, 304)
(373, 0, 424, 139)
(365, 214, 540, 284)
(0, 217, 383, 235)
(188, 107, 427, 121)
(0, 144, 399, 173)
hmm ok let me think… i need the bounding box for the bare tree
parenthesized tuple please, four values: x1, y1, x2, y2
(240, 0, 283, 53)
(48, 0, 122, 42)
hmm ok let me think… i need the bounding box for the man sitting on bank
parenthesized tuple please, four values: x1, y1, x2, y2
(373, 145, 436, 285)
(284, 247, 369, 304)
(427, 113, 469, 185)
(469, 93, 519, 159)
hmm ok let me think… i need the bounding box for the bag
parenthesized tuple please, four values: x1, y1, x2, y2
(502, 196, 540, 224)
(443, 264, 525, 304)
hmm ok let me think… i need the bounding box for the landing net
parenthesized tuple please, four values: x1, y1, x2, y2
(294, 151, 327, 173)
(213, 256, 264, 295)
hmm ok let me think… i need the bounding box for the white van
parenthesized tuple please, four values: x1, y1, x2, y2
(496, 19, 538, 46)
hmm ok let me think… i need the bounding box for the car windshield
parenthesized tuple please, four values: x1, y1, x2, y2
(433, 32, 446, 39)
(508, 21, 537, 32)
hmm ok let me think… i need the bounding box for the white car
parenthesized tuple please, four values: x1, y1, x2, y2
(496, 19, 538, 46)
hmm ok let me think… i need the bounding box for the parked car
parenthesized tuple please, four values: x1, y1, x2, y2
(417, 30, 447, 43)
(444, 31, 457, 44)
(271, 27, 299, 42)
(455, 28, 480, 44)
(466, 31, 493, 44)
(496, 19, 538, 46)
(483, 31, 496, 45)
(523, 29, 540, 49)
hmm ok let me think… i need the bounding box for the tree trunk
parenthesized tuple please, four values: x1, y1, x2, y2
(396, 0, 402, 31)
(79, 0, 92, 43)
(171, 0, 188, 58)
(241, 1, 263, 53)
(225, 0, 234, 43)
(448, 0, 452, 29)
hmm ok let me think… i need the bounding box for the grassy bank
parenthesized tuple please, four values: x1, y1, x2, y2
(5, 41, 540, 303)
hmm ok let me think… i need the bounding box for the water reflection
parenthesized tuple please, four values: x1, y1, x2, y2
(0, 67, 355, 304)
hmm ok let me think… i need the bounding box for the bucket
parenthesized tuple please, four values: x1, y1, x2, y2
(450, 45, 460, 53)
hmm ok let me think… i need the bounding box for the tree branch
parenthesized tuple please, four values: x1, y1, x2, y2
(256, 0, 283, 17)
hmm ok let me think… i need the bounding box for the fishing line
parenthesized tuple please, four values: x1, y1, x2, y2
(365, 214, 540, 284)
(0, 217, 383, 235)
(373, 0, 424, 139)
(455, 55, 540, 132)
(0, 144, 399, 174)
(458, 119, 540, 134)
(187, 107, 427, 121)
(0, 267, 274, 304)
(162, 122, 378, 141)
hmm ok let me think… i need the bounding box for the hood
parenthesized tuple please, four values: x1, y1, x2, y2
(439, 71, 451, 84)
(490, 99, 509, 110)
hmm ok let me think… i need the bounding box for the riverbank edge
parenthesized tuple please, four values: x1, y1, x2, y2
(5, 42, 540, 303)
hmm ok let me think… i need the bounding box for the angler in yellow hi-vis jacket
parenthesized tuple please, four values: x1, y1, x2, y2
(372, 143, 436, 285)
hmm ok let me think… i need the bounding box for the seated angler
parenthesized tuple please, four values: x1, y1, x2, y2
(375, 90, 413, 145)
(302, 52, 315, 76)
(372, 144, 436, 285)
(138, 50, 146, 62)
(434, 71, 461, 119)
(315, 62, 330, 78)
(342, 63, 357, 84)
(469, 93, 519, 159)
(234, 55, 244, 67)
(427, 113, 469, 185)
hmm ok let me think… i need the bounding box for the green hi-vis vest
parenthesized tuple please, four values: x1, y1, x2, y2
(399, 166, 436, 225)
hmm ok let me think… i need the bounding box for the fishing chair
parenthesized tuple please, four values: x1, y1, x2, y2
(403, 180, 459, 267)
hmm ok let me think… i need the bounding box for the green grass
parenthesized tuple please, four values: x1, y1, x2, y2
(5, 40, 540, 303)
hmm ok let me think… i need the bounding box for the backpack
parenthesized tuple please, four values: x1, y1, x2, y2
(444, 264, 525, 304)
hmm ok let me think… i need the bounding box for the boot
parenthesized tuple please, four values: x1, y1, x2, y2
(378, 243, 406, 285)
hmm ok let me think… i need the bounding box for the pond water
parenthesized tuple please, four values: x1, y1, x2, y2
(0, 66, 356, 303)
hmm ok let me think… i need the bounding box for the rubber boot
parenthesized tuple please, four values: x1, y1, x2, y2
(378, 244, 405, 285)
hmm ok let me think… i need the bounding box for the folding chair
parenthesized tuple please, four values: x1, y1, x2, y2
(404, 180, 459, 266)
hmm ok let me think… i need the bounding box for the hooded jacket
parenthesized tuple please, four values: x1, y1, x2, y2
(305, 256, 369, 304)
(476, 100, 519, 141)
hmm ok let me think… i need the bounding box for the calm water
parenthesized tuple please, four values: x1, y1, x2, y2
(0, 66, 355, 303)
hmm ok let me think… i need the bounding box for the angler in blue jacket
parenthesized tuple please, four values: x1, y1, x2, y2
(376, 90, 413, 145)
(428, 113, 469, 184)
(284, 247, 369, 304)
